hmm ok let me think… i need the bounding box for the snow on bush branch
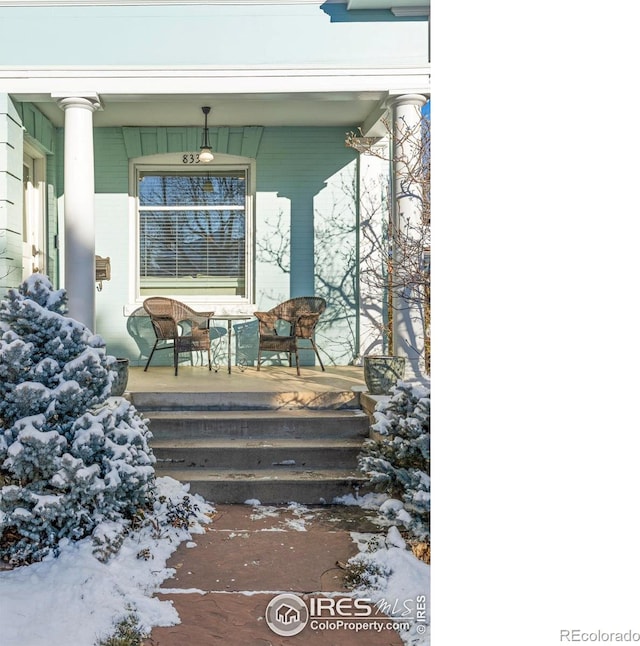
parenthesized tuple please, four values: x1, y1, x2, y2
(0, 274, 156, 564)
(358, 381, 430, 540)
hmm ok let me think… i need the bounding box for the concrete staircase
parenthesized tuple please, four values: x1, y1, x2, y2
(129, 389, 371, 504)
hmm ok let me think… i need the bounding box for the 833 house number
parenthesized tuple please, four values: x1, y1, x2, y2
(182, 154, 202, 164)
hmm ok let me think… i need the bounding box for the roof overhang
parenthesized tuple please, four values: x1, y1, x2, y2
(3, 65, 429, 133)
(346, 0, 429, 16)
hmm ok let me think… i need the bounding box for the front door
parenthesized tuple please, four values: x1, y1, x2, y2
(22, 150, 46, 280)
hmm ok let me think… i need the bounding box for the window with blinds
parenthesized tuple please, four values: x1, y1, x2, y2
(138, 170, 247, 297)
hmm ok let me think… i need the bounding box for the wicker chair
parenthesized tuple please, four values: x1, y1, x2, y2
(254, 296, 326, 375)
(142, 297, 214, 376)
(126, 306, 156, 363)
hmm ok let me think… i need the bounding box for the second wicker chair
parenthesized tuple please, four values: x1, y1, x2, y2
(254, 296, 326, 375)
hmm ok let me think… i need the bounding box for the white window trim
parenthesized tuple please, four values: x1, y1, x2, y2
(126, 151, 255, 315)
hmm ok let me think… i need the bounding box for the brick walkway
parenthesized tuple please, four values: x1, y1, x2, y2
(147, 504, 404, 646)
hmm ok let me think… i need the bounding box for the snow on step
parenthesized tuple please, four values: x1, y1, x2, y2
(160, 468, 370, 505)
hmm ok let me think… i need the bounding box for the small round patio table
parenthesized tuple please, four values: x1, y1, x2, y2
(209, 314, 252, 374)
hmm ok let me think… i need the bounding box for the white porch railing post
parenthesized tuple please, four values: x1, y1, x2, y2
(55, 94, 101, 331)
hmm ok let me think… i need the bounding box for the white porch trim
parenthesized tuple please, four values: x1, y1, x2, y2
(1, 66, 429, 99)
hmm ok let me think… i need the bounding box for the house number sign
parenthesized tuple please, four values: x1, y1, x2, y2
(182, 153, 202, 164)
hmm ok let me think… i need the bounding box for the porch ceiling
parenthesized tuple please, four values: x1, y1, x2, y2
(19, 91, 387, 131)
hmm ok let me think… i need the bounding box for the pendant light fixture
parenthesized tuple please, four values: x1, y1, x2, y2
(199, 106, 214, 163)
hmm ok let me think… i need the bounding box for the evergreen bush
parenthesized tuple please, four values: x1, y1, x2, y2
(358, 381, 430, 539)
(0, 274, 155, 564)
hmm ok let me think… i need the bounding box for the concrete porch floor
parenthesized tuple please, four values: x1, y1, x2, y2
(126, 364, 368, 395)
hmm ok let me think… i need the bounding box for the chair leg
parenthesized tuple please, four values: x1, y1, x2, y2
(207, 345, 212, 371)
(144, 341, 159, 372)
(294, 347, 301, 376)
(257, 348, 262, 371)
(310, 339, 325, 371)
(174, 345, 179, 376)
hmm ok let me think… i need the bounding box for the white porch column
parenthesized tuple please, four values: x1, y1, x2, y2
(389, 93, 428, 382)
(354, 138, 391, 361)
(55, 94, 101, 331)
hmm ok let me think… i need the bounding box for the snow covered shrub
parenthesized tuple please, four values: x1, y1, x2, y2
(96, 611, 149, 646)
(344, 533, 392, 591)
(0, 274, 156, 564)
(358, 382, 430, 540)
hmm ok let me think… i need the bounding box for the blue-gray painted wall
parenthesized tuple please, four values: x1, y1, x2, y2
(0, 3, 427, 68)
(88, 124, 358, 366)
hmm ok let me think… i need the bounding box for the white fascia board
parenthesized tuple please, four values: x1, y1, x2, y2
(391, 6, 429, 16)
(347, 0, 427, 9)
(0, 66, 430, 95)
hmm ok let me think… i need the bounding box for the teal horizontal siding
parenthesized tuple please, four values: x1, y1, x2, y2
(95, 128, 129, 194)
(16, 103, 55, 154)
(121, 127, 263, 159)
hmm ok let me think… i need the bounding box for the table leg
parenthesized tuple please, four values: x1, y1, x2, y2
(227, 319, 232, 374)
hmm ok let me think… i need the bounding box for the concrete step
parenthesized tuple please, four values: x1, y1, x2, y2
(160, 467, 370, 504)
(129, 389, 360, 411)
(134, 389, 372, 504)
(145, 409, 370, 440)
(152, 438, 364, 470)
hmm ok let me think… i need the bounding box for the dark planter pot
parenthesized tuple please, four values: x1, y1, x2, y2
(110, 358, 130, 397)
(363, 355, 406, 395)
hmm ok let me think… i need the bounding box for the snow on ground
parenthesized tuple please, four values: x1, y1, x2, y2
(0, 476, 213, 646)
(349, 526, 430, 646)
(245, 499, 318, 531)
(0, 485, 428, 646)
(335, 491, 392, 510)
(336, 492, 431, 646)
